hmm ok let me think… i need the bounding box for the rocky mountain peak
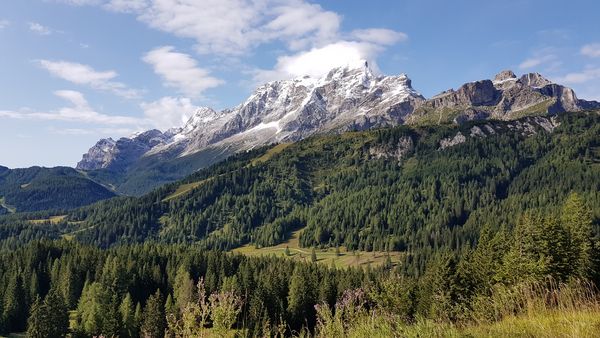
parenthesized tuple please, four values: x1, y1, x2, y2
(494, 70, 517, 83)
(519, 72, 553, 88)
(78, 66, 599, 176)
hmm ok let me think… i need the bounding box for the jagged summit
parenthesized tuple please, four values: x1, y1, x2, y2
(78, 67, 599, 175)
(493, 70, 517, 83)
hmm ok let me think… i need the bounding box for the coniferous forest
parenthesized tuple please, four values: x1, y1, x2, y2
(0, 112, 599, 336)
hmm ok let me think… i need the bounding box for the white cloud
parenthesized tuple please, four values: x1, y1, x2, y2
(581, 43, 600, 58)
(141, 96, 199, 128)
(253, 41, 382, 83)
(143, 46, 223, 97)
(0, 90, 147, 125)
(66, 0, 343, 55)
(28, 22, 52, 35)
(37, 60, 140, 99)
(554, 68, 600, 84)
(262, 1, 340, 51)
(350, 28, 408, 46)
(0, 20, 9, 29)
(519, 54, 557, 69)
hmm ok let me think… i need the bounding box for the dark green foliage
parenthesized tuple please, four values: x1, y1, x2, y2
(0, 112, 597, 335)
(0, 166, 115, 212)
(141, 289, 166, 338)
(4, 113, 593, 259)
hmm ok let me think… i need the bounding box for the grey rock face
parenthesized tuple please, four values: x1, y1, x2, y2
(438, 116, 561, 150)
(78, 66, 599, 172)
(494, 70, 517, 82)
(369, 136, 415, 164)
(76, 130, 171, 171)
(414, 70, 600, 124)
(76, 138, 116, 170)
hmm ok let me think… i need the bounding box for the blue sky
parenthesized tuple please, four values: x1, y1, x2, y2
(1, 0, 599, 168)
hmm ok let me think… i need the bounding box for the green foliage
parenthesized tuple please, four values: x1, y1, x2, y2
(26, 287, 69, 338)
(141, 289, 166, 338)
(0, 166, 115, 212)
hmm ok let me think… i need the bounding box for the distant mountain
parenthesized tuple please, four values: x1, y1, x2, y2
(409, 70, 599, 124)
(77, 64, 600, 195)
(0, 166, 116, 213)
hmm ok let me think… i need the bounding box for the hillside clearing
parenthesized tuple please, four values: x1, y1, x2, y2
(232, 227, 403, 268)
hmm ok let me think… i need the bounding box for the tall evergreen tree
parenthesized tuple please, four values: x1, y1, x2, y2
(120, 293, 136, 338)
(562, 192, 594, 278)
(141, 289, 166, 338)
(43, 287, 70, 338)
(3, 273, 27, 332)
(26, 296, 45, 338)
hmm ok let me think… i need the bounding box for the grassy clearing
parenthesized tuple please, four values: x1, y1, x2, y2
(28, 215, 68, 224)
(250, 143, 291, 166)
(232, 228, 403, 268)
(162, 179, 210, 202)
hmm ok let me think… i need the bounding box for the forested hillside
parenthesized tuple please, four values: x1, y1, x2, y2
(1, 113, 598, 256)
(0, 166, 115, 213)
(0, 112, 599, 336)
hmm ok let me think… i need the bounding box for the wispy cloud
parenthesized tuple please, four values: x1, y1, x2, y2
(554, 68, 600, 84)
(0, 90, 148, 125)
(581, 43, 600, 58)
(0, 20, 10, 30)
(28, 22, 52, 35)
(142, 46, 223, 97)
(104, 0, 341, 55)
(350, 29, 408, 46)
(37, 60, 140, 99)
(519, 54, 557, 70)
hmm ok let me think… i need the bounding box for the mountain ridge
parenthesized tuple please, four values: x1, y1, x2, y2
(76, 65, 600, 195)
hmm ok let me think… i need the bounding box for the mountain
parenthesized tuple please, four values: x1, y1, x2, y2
(13, 111, 593, 249)
(409, 70, 600, 124)
(76, 129, 174, 171)
(0, 166, 116, 213)
(77, 64, 600, 195)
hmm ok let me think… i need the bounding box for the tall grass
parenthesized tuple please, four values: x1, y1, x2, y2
(313, 278, 600, 338)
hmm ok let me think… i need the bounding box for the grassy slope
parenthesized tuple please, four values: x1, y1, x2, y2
(358, 309, 600, 338)
(232, 227, 403, 268)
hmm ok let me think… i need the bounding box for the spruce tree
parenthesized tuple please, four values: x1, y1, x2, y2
(3, 273, 27, 332)
(43, 287, 70, 338)
(120, 293, 136, 338)
(141, 289, 166, 338)
(173, 265, 195, 312)
(562, 192, 593, 278)
(26, 296, 46, 338)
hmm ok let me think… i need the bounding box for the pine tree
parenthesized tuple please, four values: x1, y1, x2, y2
(3, 273, 27, 332)
(26, 296, 46, 338)
(165, 293, 176, 317)
(287, 266, 316, 329)
(141, 289, 166, 338)
(76, 281, 110, 335)
(562, 192, 593, 278)
(133, 302, 143, 337)
(173, 265, 195, 312)
(120, 293, 136, 338)
(43, 287, 70, 338)
(102, 293, 122, 337)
